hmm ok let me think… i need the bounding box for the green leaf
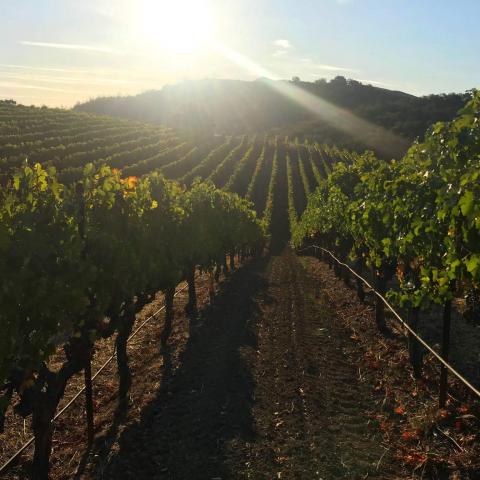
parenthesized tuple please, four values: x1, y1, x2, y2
(465, 255, 480, 278)
(459, 190, 475, 217)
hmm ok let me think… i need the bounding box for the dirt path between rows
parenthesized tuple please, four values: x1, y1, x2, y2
(77, 256, 269, 480)
(238, 248, 400, 479)
(4, 249, 407, 479)
(71, 248, 401, 479)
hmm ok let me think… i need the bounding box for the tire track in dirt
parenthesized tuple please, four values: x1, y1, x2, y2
(243, 248, 400, 479)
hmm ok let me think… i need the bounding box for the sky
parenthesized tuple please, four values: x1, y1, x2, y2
(1, 0, 479, 107)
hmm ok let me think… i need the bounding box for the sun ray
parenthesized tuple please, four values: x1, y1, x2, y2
(215, 44, 409, 156)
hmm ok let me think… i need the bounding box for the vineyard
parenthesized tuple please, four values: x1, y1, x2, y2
(0, 101, 352, 246)
(1, 92, 480, 480)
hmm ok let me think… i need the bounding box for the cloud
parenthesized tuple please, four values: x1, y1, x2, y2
(0, 81, 90, 94)
(273, 39, 292, 49)
(272, 38, 293, 58)
(0, 93, 57, 100)
(1, 72, 147, 87)
(358, 78, 396, 88)
(0, 63, 92, 74)
(295, 58, 356, 73)
(315, 63, 357, 73)
(0, 63, 158, 83)
(20, 41, 124, 54)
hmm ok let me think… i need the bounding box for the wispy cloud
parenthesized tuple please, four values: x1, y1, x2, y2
(297, 58, 356, 73)
(1, 72, 146, 87)
(272, 38, 293, 58)
(358, 78, 396, 88)
(273, 39, 292, 49)
(20, 41, 124, 54)
(0, 92, 73, 101)
(0, 63, 158, 83)
(0, 63, 90, 74)
(315, 63, 357, 73)
(0, 81, 90, 94)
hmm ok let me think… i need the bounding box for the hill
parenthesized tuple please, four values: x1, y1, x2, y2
(0, 100, 350, 245)
(73, 77, 470, 158)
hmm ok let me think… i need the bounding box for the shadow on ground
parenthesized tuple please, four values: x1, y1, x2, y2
(80, 257, 270, 479)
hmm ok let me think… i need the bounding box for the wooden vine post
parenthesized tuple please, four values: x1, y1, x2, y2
(77, 182, 95, 445)
(84, 359, 94, 446)
(407, 307, 423, 379)
(372, 267, 387, 333)
(185, 264, 197, 314)
(439, 299, 452, 408)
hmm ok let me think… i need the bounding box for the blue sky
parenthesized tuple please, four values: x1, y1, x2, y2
(1, 0, 479, 106)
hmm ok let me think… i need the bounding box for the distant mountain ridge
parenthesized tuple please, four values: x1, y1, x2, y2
(73, 77, 470, 158)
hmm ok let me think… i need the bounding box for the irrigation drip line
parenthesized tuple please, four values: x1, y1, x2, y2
(301, 244, 480, 400)
(0, 281, 190, 474)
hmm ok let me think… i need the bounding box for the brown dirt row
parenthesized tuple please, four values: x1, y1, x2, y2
(303, 253, 480, 479)
(1, 264, 234, 479)
(4, 248, 478, 479)
(238, 248, 402, 479)
(68, 248, 405, 479)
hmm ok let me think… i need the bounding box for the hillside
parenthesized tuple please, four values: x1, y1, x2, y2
(0, 100, 348, 245)
(73, 77, 470, 158)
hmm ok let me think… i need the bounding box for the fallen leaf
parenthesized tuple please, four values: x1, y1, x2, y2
(401, 430, 420, 441)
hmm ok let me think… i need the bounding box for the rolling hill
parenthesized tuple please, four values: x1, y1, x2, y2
(73, 77, 470, 158)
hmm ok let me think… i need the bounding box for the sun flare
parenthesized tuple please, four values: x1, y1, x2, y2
(141, 0, 216, 55)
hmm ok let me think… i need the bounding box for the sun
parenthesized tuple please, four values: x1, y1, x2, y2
(141, 0, 216, 55)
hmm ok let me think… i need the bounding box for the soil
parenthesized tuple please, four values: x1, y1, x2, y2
(2, 248, 479, 479)
(304, 252, 480, 479)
